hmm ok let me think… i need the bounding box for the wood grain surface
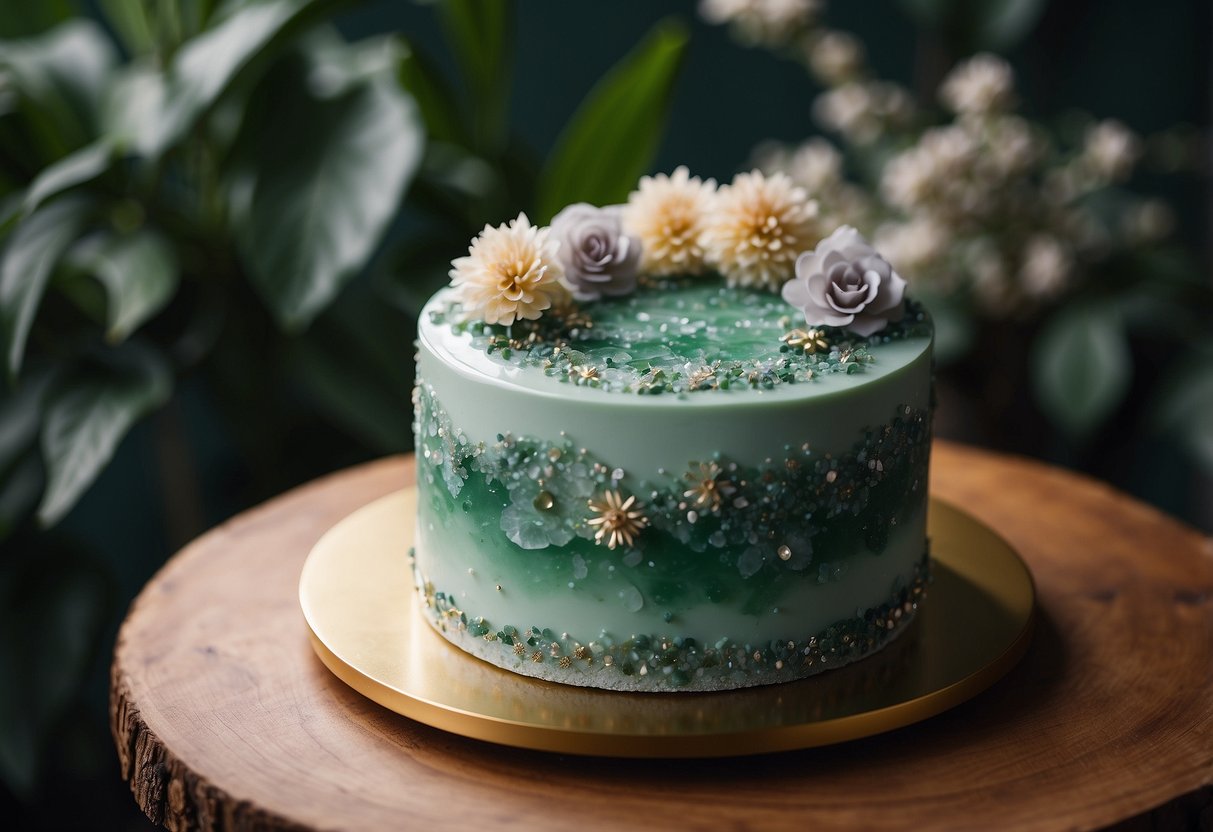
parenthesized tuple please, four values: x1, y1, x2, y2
(111, 443, 1213, 831)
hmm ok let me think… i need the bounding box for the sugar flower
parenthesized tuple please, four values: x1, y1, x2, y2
(782, 225, 906, 336)
(702, 170, 821, 291)
(449, 213, 566, 326)
(551, 203, 640, 301)
(622, 166, 716, 276)
(939, 54, 1015, 116)
(587, 490, 648, 550)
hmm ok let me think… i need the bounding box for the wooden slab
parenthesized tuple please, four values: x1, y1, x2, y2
(111, 443, 1213, 831)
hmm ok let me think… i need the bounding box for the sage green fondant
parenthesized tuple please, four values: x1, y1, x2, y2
(412, 279, 934, 692)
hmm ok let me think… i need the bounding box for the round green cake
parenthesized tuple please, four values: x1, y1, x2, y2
(412, 274, 934, 692)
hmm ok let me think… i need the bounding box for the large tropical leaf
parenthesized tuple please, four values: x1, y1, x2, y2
(1032, 302, 1132, 438)
(67, 229, 180, 342)
(1152, 344, 1213, 474)
(37, 343, 171, 526)
(21, 138, 113, 215)
(535, 19, 688, 223)
(148, 0, 333, 156)
(0, 0, 76, 39)
(0, 19, 117, 154)
(397, 39, 467, 146)
(0, 196, 93, 379)
(438, 0, 513, 150)
(238, 45, 423, 328)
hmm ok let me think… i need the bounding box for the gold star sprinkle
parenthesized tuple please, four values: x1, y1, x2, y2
(682, 461, 737, 513)
(513, 643, 525, 656)
(586, 490, 648, 550)
(570, 364, 599, 381)
(781, 328, 830, 354)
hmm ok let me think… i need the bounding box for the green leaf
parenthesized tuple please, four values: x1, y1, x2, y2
(0, 0, 76, 39)
(240, 49, 424, 328)
(1032, 302, 1132, 438)
(438, 0, 513, 150)
(22, 138, 113, 216)
(0, 20, 117, 152)
(287, 284, 415, 452)
(972, 0, 1048, 50)
(66, 229, 180, 342)
(37, 343, 171, 526)
(152, 0, 331, 156)
(0, 451, 42, 540)
(397, 39, 467, 146)
(98, 0, 155, 55)
(0, 367, 52, 477)
(897, 0, 1045, 51)
(102, 62, 169, 157)
(535, 18, 688, 223)
(0, 196, 93, 379)
(1152, 346, 1213, 474)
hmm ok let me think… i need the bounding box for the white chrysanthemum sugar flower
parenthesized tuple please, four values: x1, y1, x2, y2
(449, 213, 566, 326)
(1019, 235, 1073, 299)
(699, 0, 821, 46)
(806, 30, 864, 86)
(939, 54, 1015, 116)
(702, 170, 821, 290)
(1083, 120, 1141, 182)
(622, 166, 717, 276)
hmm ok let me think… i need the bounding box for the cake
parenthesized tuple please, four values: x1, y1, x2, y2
(412, 169, 933, 692)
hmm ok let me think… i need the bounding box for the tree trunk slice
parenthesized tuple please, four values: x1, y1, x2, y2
(111, 443, 1213, 831)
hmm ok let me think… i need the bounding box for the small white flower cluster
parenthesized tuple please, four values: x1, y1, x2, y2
(698, 0, 822, 47)
(723, 9, 1167, 319)
(449, 169, 826, 322)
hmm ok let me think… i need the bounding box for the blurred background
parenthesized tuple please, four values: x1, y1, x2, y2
(0, 0, 1208, 828)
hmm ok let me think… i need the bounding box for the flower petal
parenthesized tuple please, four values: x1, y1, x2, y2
(781, 276, 810, 308)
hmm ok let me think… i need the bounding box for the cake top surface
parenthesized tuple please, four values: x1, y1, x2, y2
(420, 277, 931, 405)
(427, 169, 934, 404)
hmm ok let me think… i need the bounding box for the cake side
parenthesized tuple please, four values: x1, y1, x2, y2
(413, 280, 932, 691)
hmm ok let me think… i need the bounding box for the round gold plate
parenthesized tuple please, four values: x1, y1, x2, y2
(300, 489, 1034, 758)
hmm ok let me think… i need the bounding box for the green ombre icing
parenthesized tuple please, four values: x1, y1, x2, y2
(431, 278, 932, 395)
(416, 383, 929, 603)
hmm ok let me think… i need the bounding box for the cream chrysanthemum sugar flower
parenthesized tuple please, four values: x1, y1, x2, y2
(701, 170, 821, 290)
(622, 166, 716, 276)
(449, 213, 566, 326)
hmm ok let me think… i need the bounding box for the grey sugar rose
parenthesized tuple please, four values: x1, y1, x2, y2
(781, 225, 907, 336)
(551, 203, 641, 301)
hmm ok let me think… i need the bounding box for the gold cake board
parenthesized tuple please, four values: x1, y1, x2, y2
(299, 489, 1035, 758)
